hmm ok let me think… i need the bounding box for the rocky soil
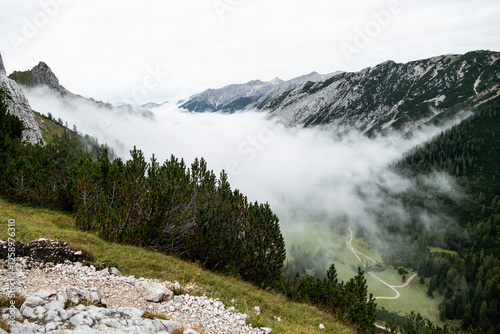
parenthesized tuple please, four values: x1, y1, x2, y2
(0, 239, 272, 334)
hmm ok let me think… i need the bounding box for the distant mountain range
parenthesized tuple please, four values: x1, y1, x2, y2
(3, 50, 499, 141)
(181, 50, 500, 134)
(179, 71, 341, 113)
(140, 101, 169, 109)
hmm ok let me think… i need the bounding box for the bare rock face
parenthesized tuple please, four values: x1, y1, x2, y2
(180, 71, 341, 113)
(0, 52, 44, 145)
(0, 52, 5, 76)
(9, 61, 67, 96)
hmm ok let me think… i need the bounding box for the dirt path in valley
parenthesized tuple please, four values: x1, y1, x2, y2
(346, 226, 418, 300)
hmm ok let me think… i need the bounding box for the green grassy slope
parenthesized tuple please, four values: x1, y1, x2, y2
(0, 197, 355, 334)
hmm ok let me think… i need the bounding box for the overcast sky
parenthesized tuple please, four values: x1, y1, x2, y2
(1, 0, 499, 103)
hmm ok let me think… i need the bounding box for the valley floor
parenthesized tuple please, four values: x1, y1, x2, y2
(284, 222, 445, 326)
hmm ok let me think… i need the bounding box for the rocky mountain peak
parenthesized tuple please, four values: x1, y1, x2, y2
(9, 61, 67, 96)
(32, 61, 61, 87)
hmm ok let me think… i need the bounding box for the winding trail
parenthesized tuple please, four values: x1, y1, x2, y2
(345, 225, 418, 300)
(346, 226, 378, 265)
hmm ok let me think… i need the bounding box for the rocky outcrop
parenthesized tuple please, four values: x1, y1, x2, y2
(0, 52, 44, 145)
(0, 239, 90, 265)
(9, 61, 67, 96)
(0, 53, 5, 76)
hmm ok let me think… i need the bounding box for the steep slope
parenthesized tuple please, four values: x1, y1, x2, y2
(0, 197, 355, 334)
(9, 62, 156, 121)
(389, 97, 500, 333)
(0, 52, 44, 145)
(398, 96, 500, 243)
(180, 71, 340, 113)
(264, 51, 500, 133)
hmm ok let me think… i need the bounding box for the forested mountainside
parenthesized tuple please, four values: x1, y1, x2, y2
(386, 97, 500, 333)
(278, 97, 499, 333)
(265, 51, 499, 133)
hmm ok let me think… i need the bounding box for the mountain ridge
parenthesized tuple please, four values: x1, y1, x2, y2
(264, 50, 500, 133)
(8, 62, 156, 121)
(180, 50, 500, 135)
(179, 71, 341, 113)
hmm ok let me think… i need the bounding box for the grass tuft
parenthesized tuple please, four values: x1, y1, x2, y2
(142, 311, 169, 320)
(0, 293, 25, 309)
(0, 319, 11, 331)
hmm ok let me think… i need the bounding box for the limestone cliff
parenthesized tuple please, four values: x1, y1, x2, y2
(0, 52, 44, 145)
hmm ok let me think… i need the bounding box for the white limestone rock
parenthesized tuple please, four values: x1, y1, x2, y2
(0, 52, 44, 145)
(137, 280, 174, 303)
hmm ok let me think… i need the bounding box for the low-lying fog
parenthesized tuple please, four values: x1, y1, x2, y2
(25, 87, 469, 241)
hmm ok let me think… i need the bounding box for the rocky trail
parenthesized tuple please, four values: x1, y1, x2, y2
(0, 239, 272, 334)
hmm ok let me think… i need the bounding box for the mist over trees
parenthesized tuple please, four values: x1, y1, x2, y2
(382, 99, 500, 333)
(2, 86, 499, 332)
(280, 99, 499, 333)
(0, 88, 380, 330)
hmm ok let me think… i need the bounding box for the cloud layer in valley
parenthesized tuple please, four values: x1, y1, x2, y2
(24, 87, 469, 250)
